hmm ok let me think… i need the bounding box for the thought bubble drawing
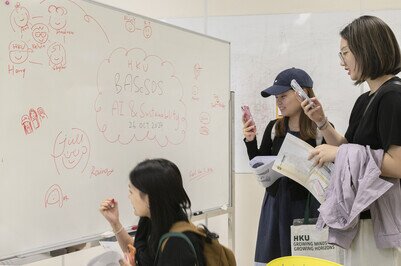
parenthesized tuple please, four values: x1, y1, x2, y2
(95, 47, 187, 147)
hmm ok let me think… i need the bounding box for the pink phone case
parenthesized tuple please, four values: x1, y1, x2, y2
(241, 105, 255, 131)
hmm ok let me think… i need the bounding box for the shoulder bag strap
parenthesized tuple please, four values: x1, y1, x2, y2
(363, 80, 401, 117)
(154, 232, 198, 265)
(303, 192, 311, 224)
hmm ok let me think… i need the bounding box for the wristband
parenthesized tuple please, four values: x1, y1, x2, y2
(317, 117, 328, 130)
(114, 226, 124, 235)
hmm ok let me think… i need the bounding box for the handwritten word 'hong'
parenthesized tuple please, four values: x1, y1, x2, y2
(8, 64, 26, 78)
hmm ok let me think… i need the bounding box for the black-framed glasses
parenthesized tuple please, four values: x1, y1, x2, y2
(338, 52, 345, 64)
(338, 47, 349, 64)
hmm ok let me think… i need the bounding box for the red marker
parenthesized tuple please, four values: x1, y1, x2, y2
(131, 225, 138, 231)
(111, 198, 115, 208)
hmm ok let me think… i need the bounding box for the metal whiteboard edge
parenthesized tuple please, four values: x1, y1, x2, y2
(190, 207, 233, 222)
(0, 206, 233, 261)
(0, 232, 113, 261)
(229, 90, 236, 251)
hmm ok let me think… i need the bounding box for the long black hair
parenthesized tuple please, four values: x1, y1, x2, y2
(129, 158, 192, 255)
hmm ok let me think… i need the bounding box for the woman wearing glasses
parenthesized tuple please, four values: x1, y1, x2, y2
(301, 16, 401, 265)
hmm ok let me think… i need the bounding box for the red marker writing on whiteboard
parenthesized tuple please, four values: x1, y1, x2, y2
(5, 1, 10, 5)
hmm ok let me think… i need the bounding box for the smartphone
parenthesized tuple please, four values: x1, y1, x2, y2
(290, 79, 314, 107)
(241, 105, 255, 131)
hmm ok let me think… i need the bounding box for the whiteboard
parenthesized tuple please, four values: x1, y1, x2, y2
(0, 0, 230, 260)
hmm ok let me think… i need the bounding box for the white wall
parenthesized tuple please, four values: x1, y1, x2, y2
(234, 174, 265, 265)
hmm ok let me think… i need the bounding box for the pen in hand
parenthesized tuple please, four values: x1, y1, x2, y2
(111, 198, 115, 208)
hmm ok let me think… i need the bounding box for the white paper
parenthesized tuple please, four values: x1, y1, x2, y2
(272, 134, 333, 203)
(249, 156, 283, 187)
(99, 241, 123, 257)
(87, 250, 122, 266)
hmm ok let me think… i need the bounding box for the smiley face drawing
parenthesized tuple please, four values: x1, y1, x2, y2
(199, 112, 211, 125)
(48, 5, 67, 31)
(9, 40, 31, 64)
(47, 42, 66, 69)
(44, 184, 68, 208)
(124, 17, 136, 33)
(143, 21, 152, 39)
(10, 2, 30, 31)
(32, 23, 49, 44)
(52, 128, 90, 175)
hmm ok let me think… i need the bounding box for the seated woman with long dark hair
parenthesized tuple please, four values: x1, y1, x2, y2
(99, 158, 205, 265)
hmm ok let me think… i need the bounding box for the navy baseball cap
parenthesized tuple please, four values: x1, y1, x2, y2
(261, 67, 313, 97)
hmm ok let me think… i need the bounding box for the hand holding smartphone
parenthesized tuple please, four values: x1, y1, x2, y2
(241, 105, 255, 132)
(290, 79, 314, 107)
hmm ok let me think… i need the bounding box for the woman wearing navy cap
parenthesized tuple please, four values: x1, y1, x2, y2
(243, 67, 328, 264)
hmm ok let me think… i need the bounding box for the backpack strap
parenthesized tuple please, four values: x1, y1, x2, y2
(362, 80, 401, 118)
(154, 222, 201, 266)
(270, 120, 277, 142)
(169, 221, 206, 237)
